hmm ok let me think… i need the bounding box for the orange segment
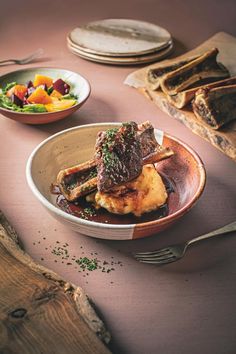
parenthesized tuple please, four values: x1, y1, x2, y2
(6, 86, 16, 97)
(14, 84, 28, 100)
(27, 87, 52, 104)
(33, 74, 53, 88)
(50, 89, 63, 99)
(45, 99, 77, 112)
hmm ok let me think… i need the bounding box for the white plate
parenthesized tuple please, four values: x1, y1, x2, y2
(67, 40, 174, 65)
(69, 19, 172, 57)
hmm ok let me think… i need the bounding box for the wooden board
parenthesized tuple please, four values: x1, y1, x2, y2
(124, 32, 236, 161)
(0, 210, 112, 354)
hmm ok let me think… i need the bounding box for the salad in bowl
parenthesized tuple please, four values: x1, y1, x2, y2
(0, 67, 90, 124)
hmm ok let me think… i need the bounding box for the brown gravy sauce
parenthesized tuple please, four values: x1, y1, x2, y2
(51, 174, 174, 225)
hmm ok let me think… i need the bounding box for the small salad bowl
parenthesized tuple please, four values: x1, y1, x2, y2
(0, 67, 90, 124)
(26, 123, 206, 240)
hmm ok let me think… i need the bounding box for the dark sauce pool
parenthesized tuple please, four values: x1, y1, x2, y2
(51, 174, 175, 225)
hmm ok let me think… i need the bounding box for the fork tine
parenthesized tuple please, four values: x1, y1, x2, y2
(0, 48, 44, 66)
(134, 250, 172, 260)
(135, 253, 174, 262)
(19, 48, 44, 64)
(135, 248, 170, 256)
(138, 256, 177, 265)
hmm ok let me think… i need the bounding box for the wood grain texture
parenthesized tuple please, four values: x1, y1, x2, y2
(125, 32, 236, 161)
(0, 211, 111, 354)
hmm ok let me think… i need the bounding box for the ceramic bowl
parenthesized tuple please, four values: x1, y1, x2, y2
(26, 123, 206, 240)
(0, 67, 90, 124)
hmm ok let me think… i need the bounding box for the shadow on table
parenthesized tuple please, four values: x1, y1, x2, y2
(160, 235, 236, 273)
(109, 340, 130, 354)
(170, 37, 188, 57)
(97, 172, 236, 274)
(28, 95, 118, 135)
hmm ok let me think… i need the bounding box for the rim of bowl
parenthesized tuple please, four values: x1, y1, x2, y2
(26, 122, 206, 230)
(0, 67, 91, 115)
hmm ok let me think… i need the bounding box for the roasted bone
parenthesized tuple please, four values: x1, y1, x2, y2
(167, 76, 236, 109)
(57, 159, 98, 201)
(192, 85, 236, 129)
(146, 55, 199, 91)
(57, 122, 174, 201)
(159, 48, 229, 96)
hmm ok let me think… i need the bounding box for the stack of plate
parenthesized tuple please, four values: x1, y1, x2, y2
(67, 19, 173, 65)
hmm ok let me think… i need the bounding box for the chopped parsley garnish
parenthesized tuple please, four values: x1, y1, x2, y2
(88, 169, 97, 179)
(101, 127, 119, 168)
(83, 207, 96, 216)
(76, 257, 98, 271)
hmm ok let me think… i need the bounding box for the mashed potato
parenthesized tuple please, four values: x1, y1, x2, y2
(94, 164, 167, 217)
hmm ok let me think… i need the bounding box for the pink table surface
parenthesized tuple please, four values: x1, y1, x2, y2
(1, 1, 236, 353)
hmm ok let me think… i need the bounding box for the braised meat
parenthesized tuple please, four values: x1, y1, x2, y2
(57, 121, 174, 201)
(137, 121, 160, 157)
(95, 122, 142, 192)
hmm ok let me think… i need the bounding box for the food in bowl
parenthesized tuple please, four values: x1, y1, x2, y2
(26, 122, 206, 239)
(94, 164, 168, 217)
(53, 121, 174, 223)
(0, 74, 78, 113)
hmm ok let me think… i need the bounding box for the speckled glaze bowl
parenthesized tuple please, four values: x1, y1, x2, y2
(0, 67, 90, 124)
(26, 123, 206, 240)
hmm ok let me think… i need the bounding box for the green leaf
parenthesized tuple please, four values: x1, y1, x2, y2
(62, 93, 78, 100)
(0, 94, 19, 111)
(2, 82, 17, 95)
(22, 104, 47, 113)
(0, 94, 47, 113)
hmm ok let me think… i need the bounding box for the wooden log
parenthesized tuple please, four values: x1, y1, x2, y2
(0, 210, 112, 354)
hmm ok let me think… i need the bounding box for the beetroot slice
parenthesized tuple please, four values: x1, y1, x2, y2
(53, 79, 70, 95)
(11, 94, 23, 107)
(26, 86, 36, 97)
(27, 80, 34, 88)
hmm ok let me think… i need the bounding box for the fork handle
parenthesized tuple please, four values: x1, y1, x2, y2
(0, 60, 16, 65)
(187, 221, 236, 246)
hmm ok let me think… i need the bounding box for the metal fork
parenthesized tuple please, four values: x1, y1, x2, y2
(0, 48, 44, 66)
(134, 221, 236, 265)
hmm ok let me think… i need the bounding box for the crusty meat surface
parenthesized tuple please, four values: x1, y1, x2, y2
(95, 122, 142, 192)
